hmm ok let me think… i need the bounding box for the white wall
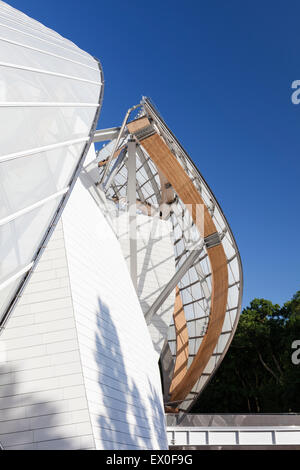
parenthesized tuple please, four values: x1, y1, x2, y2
(114, 212, 176, 355)
(63, 172, 167, 450)
(0, 220, 94, 450)
(0, 147, 168, 450)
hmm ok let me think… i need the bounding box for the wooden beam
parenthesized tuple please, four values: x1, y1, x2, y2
(141, 134, 216, 238)
(127, 116, 151, 134)
(137, 132, 228, 403)
(99, 114, 229, 405)
(98, 146, 124, 167)
(171, 244, 228, 402)
(169, 287, 189, 394)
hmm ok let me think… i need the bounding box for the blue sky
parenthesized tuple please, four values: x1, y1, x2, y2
(7, 0, 300, 308)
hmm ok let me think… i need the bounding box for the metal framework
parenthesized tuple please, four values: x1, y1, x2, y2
(90, 97, 243, 414)
(0, 0, 242, 412)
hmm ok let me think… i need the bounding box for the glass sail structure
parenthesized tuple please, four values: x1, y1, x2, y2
(0, 1, 103, 326)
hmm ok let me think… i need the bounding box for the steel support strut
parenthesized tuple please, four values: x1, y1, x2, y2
(127, 138, 137, 290)
(145, 248, 203, 324)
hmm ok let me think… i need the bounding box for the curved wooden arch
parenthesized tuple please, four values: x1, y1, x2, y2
(169, 286, 189, 394)
(127, 125, 228, 405)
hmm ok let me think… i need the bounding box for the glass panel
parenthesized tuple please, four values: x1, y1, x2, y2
(0, 197, 63, 282)
(0, 142, 85, 219)
(0, 2, 101, 324)
(0, 67, 99, 103)
(0, 107, 95, 157)
(0, 39, 100, 81)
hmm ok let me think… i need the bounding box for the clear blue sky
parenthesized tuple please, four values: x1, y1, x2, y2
(7, 0, 300, 308)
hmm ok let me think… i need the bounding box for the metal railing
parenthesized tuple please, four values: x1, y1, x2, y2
(167, 426, 300, 447)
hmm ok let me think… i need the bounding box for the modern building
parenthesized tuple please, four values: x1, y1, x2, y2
(0, 2, 243, 449)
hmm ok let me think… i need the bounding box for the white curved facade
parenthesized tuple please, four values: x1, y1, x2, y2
(0, 0, 102, 326)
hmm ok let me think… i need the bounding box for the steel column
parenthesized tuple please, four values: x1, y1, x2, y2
(127, 138, 137, 290)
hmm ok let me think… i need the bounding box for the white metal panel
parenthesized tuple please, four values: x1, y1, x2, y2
(209, 431, 236, 445)
(0, 220, 94, 450)
(275, 431, 300, 445)
(239, 431, 273, 445)
(174, 431, 187, 445)
(189, 431, 206, 445)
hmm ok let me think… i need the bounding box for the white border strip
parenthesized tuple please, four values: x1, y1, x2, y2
(0, 35, 99, 71)
(0, 61, 102, 85)
(0, 102, 99, 107)
(0, 19, 94, 62)
(0, 11, 79, 49)
(0, 187, 69, 227)
(0, 262, 34, 292)
(0, 137, 89, 163)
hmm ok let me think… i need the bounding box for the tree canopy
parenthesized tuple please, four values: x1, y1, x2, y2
(192, 290, 300, 413)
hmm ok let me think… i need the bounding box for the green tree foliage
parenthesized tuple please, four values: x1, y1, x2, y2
(192, 291, 300, 413)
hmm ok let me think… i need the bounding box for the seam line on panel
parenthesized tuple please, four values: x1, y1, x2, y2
(0, 137, 89, 163)
(0, 12, 74, 45)
(0, 18, 94, 60)
(0, 359, 82, 377)
(0, 402, 87, 417)
(2, 348, 80, 366)
(0, 368, 86, 388)
(0, 61, 102, 84)
(0, 19, 94, 62)
(0, 36, 99, 71)
(0, 187, 69, 227)
(0, 101, 99, 107)
(0, 16, 91, 57)
(0, 263, 34, 292)
(0, 420, 91, 438)
(0, 381, 86, 401)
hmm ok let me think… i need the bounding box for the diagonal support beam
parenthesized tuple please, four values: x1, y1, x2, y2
(127, 138, 137, 291)
(102, 147, 127, 191)
(145, 248, 203, 325)
(93, 127, 120, 142)
(135, 145, 161, 203)
(100, 103, 142, 184)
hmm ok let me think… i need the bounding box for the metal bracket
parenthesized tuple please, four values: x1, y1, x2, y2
(134, 124, 156, 141)
(204, 232, 221, 249)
